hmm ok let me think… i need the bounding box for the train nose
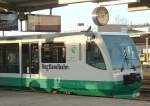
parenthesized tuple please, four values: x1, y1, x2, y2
(112, 72, 143, 98)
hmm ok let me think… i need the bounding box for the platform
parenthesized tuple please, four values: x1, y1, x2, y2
(0, 90, 150, 106)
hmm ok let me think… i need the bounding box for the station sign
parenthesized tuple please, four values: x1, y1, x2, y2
(26, 14, 61, 32)
(0, 12, 18, 31)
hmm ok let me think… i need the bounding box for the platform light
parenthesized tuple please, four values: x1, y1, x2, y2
(98, 0, 140, 6)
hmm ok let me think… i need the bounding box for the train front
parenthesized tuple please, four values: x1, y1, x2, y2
(100, 32, 143, 98)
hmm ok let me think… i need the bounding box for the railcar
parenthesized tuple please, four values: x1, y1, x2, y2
(0, 32, 143, 98)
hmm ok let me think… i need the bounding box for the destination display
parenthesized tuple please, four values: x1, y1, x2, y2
(42, 64, 69, 70)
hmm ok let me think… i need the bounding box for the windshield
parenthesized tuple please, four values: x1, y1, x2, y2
(102, 35, 140, 70)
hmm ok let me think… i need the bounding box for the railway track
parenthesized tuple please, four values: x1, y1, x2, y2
(128, 68, 150, 101)
(135, 71, 150, 101)
(139, 67, 150, 98)
(135, 94, 150, 101)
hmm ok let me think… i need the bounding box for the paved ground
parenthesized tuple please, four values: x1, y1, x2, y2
(0, 90, 150, 106)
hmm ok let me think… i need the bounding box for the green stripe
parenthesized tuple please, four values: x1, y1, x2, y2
(0, 77, 143, 98)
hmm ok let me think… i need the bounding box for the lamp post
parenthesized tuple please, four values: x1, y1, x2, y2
(146, 37, 149, 65)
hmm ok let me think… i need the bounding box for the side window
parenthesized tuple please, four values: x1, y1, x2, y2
(86, 42, 106, 70)
(42, 42, 66, 63)
(0, 43, 19, 73)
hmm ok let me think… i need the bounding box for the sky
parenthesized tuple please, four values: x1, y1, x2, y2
(33, 2, 150, 31)
(1, 2, 150, 35)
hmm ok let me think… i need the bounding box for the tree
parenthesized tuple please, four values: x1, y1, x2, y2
(113, 15, 128, 25)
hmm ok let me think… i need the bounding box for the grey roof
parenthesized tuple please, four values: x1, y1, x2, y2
(0, 32, 85, 41)
(0, 31, 129, 41)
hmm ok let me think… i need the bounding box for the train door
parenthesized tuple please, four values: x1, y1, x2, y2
(22, 43, 39, 77)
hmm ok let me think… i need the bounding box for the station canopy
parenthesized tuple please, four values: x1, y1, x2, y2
(0, 0, 142, 12)
(0, 0, 64, 12)
(0, 0, 149, 12)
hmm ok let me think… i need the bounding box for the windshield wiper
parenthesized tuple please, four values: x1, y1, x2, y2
(121, 48, 129, 72)
(121, 48, 136, 72)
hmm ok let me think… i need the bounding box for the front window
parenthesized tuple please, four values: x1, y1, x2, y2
(86, 41, 106, 70)
(102, 35, 140, 70)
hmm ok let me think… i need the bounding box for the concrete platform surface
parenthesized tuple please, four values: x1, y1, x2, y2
(0, 90, 150, 106)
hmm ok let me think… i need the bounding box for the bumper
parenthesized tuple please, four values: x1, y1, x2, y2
(112, 81, 143, 98)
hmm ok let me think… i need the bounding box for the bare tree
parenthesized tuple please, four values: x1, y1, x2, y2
(113, 15, 128, 25)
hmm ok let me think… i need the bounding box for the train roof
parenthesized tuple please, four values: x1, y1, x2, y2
(0, 32, 85, 40)
(96, 32, 128, 36)
(0, 32, 128, 41)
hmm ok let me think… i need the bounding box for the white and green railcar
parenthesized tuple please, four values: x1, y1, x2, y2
(0, 32, 143, 98)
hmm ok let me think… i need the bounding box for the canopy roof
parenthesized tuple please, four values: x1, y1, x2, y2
(0, 0, 147, 12)
(0, 0, 63, 12)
